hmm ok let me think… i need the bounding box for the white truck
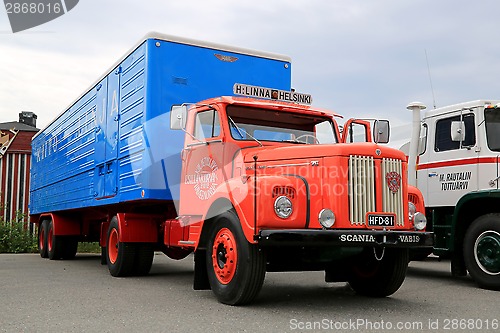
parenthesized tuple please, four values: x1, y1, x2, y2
(405, 100, 500, 290)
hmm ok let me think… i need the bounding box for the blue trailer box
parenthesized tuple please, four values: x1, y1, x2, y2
(30, 33, 292, 215)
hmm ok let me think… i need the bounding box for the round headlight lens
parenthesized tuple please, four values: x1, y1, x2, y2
(408, 202, 417, 221)
(318, 209, 335, 228)
(413, 212, 427, 231)
(274, 196, 293, 219)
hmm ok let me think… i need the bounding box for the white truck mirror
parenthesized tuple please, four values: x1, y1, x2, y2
(373, 120, 390, 144)
(170, 105, 187, 130)
(451, 121, 465, 142)
(416, 124, 428, 155)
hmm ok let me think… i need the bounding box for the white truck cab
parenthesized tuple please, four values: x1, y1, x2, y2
(406, 100, 500, 290)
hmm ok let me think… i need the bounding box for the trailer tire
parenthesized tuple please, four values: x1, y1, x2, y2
(101, 246, 107, 265)
(47, 220, 64, 260)
(464, 214, 500, 290)
(348, 247, 409, 297)
(106, 217, 135, 277)
(38, 220, 49, 258)
(206, 210, 266, 305)
(133, 243, 154, 276)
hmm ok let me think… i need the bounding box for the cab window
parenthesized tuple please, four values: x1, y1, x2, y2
(485, 108, 500, 151)
(434, 114, 475, 152)
(194, 109, 220, 140)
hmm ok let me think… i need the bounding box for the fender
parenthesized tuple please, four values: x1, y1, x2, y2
(408, 185, 425, 213)
(200, 177, 254, 244)
(451, 189, 500, 251)
(199, 175, 308, 244)
(38, 213, 80, 236)
(116, 213, 161, 243)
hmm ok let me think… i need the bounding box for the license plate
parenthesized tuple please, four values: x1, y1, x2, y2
(366, 213, 395, 228)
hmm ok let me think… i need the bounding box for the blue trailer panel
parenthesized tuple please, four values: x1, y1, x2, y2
(30, 33, 291, 215)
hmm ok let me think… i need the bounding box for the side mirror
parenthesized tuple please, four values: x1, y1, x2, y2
(170, 105, 187, 130)
(373, 119, 390, 144)
(451, 121, 465, 142)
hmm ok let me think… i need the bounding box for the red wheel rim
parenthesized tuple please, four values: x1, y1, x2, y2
(47, 225, 53, 252)
(108, 228, 119, 264)
(39, 228, 45, 250)
(211, 228, 238, 284)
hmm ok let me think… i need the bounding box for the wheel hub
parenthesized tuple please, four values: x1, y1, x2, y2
(108, 228, 119, 264)
(212, 228, 237, 284)
(475, 231, 500, 275)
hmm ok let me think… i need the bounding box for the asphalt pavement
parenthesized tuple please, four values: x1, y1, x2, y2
(1, 253, 499, 332)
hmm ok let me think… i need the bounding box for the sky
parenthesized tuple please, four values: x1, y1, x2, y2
(1, 0, 500, 147)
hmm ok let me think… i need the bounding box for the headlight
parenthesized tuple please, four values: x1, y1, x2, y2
(413, 212, 427, 231)
(318, 209, 335, 228)
(408, 202, 427, 230)
(274, 196, 293, 219)
(408, 202, 417, 221)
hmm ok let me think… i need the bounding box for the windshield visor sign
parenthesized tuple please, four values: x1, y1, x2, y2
(233, 83, 312, 105)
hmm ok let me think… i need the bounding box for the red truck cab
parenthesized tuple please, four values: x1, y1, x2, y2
(163, 86, 432, 304)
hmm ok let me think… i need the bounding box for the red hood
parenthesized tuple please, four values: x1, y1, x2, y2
(242, 143, 406, 163)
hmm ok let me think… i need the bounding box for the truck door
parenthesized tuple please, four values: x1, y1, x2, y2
(179, 108, 226, 216)
(421, 112, 477, 207)
(94, 68, 120, 199)
(341, 119, 371, 143)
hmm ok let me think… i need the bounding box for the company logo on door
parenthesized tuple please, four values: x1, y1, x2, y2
(3, 0, 79, 33)
(185, 157, 219, 200)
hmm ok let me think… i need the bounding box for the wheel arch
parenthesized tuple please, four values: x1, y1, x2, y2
(452, 190, 500, 255)
(39, 213, 80, 236)
(198, 197, 238, 250)
(115, 213, 160, 243)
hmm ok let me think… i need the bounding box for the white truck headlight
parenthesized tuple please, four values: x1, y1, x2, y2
(413, 212, 427, 231)
(274, 196, 293, 219)
(318, 209, 335, 228)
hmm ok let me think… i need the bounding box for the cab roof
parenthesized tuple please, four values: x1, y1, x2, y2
(423, 100, 500, 120)
(193, 96, 343, 119)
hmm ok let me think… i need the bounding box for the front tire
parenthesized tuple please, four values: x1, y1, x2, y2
(464, 214, 500, 290)
(206, 210, 266, 305)
(348, 247, 409, 297)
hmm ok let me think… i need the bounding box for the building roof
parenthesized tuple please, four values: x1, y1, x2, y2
(0, 121, 39, 132)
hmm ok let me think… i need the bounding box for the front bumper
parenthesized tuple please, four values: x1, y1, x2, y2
(257, 229, 434, 248)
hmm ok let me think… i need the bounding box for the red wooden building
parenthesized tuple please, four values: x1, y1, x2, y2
(0, 112, 38, 224)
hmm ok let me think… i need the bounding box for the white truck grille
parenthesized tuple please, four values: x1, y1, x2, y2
(348, 156, 404, 226)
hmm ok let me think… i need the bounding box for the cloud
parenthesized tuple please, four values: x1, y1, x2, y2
(1, 0, 500, 130)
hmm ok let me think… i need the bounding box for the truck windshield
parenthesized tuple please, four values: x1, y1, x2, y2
(485, 107, 500, 151)
(226, 105, 337, 144)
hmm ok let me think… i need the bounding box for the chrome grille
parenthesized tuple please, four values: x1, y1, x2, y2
(382, 158, 404, 226)
(348, 155, 375, 225)
(348, 155, 405, 226)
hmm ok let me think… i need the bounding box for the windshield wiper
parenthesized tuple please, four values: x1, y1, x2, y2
(228, 116, 262, 147)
